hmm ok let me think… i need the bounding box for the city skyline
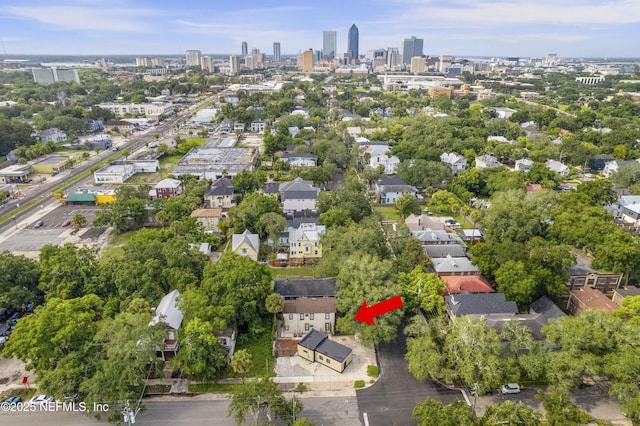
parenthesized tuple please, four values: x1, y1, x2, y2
(1, 0, 640, 57)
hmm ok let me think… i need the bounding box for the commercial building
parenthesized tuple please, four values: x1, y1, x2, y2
(0, 164, 31, 184)
(31, 156, 70, 174)
(93, 160, 159, 184)
(241, 42, 248, 59)
(323, 31, 337, 60)
(411, 56, 426, 74)
(200, 56, 214, 73)
(97, 103, 175, 119)
(185, 50, 202, 67)
(302, 49, 314, 73)
(32, 67, 80, 84)
(229, 55, 241, 75)
(171, 147, 258, 180)
(273, 42, 281, 62)
(402, 36, 424, 65)
(386, 48, 401, 71)
(347, 24, 359, 61)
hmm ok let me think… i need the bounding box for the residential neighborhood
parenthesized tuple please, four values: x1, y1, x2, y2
(0, 20, 640, 426)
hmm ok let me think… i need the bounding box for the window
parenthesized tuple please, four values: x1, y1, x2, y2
(300, 313, 304, 320)
(289, 314, 293, 320)
(325, 322, 331, 331)
(318, 355, 324, 361)
(305, 323, 309, 331)
(241, 248, 247, 255)
(285, 325, 289, 331)
(298, 242, 301, 247)
(310, 313, 314, 320)
(325, 313, 330, 320)
(314, 250, 318, 255)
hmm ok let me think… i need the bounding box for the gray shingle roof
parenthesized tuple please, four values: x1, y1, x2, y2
(274, 277, 337, 298)
(529, 295, 566, 320)
(445, 292, 518, 316)
(231, 229, 260, 253)
(298, 329, 352, 362)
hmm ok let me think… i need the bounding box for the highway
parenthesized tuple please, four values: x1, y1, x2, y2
(0, 95, 215, 235)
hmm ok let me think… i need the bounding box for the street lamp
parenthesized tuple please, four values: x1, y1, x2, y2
(12, 216, 17, 230)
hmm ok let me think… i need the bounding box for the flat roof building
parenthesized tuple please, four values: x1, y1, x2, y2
(0, 164, 32, 184)
(31, 156, 70, 174)
(171, 147, 258, 180)
(94, 160, 159, 184)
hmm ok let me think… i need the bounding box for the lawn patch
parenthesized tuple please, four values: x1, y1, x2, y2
(269, 267, 319, 278)
(374, 206, 401, 221)
(231, 330, 276, 378)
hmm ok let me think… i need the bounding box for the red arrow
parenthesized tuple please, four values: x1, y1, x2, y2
(354, 296, 404, 325)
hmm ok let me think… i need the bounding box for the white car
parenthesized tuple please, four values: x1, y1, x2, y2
(28, 394, 54, 406)
(500, 383, 521, 394)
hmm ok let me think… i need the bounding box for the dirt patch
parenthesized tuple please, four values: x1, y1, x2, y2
(275, 339, 298, 357)
(0, 357, 35, 394)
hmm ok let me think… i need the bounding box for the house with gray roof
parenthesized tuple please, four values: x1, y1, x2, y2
(274, 277, 337, 300)
(432, 254, 480, 276)
(280, 152, 318, 167)
(297, 329, 353, 373)
(149, 290, 184, 361)
(545, 159, 570, 176)
(425, 245, 467, 259)
(440, 152, 467, 175)
(444, 292, 518, 320)
(514, 158, 533, 172)
(603, 159, 640, 178)
(412, 229, 463, 246)
(405, 214, 445, 232)
(205, 177, 236, 209)
(475, 154, 502, 170)
(280, 177, 320, 213)
(374, 177, 418, 204)
(232, 230, 260, 261)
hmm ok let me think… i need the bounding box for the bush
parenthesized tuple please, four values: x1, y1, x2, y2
(367, 365, 379, 377)
(354, 380, 365, 388)
(295, 382, 308, 392)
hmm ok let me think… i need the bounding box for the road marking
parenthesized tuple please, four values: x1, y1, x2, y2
(363, 412, 369, 426)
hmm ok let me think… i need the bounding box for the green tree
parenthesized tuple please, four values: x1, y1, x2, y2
(336, 255, 403, 346)
(2, 295, 103, 399)
(265, 293, 285, 320)
(412, 398, 474, 426)
(429, 190, 462, 214)
(232, 169, 266, 194)
(395, 193, 418, 219)
(228, 378, 302, 425)
(537, 389, 592, 426)
(38, 244, 102, 299)
(231, 349, 253, 382)
(229, 193, 282, 233)
(399, 267, 445, 314)
(396, 159, 453, 189)
(255, 212, 288, 242)
(480, 401, 541, 426)
(70, 213, 87, 229)
(174, 318, 229, 381)
(0, 251, 42, 309)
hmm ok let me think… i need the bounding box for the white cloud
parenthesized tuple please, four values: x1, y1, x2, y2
(4, 4, 161, 33)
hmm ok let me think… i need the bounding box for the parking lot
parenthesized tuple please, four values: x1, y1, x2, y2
(0, 205, 105, 256)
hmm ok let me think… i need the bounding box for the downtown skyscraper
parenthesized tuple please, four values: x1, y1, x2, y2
(347, 24, 359, 60)
(241, 41, 248, 59)
(323, 30, 337, 60)
(402, 36, 424, 65)
(273, 42, 281, 62)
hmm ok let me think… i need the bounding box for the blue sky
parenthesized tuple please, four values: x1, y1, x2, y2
(1, 0, 639, 57)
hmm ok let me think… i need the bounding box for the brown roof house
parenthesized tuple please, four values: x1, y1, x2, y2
(404, 214, 445, 232)
(566, 287, 620, 315)
(297, 329, 353, 373)
(283, 298, 336, 338)
(190, 208, 227, 232)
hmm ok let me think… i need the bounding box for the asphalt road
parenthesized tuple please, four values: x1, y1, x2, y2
(356, 329, 462, 426)
(0, 396, 360, 426)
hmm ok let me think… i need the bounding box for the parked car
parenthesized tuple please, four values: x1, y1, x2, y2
(34, 220, 44, 229)
(3, 396, 21, 405)
(445, 219, 461, 229)
(28, 394, 54, 406)
(500, 383, 521, 394)
(61, 220, 71, 227)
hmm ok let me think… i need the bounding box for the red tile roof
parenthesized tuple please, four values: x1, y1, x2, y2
(441, 275, 495, 295)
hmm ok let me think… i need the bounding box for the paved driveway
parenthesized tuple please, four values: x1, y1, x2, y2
(356, 329, 462, 426)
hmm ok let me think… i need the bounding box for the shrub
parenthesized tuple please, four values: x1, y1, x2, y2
(367, 365, 379, 377)
(295, 382, 308, 392)
(354, 380, 365, 388)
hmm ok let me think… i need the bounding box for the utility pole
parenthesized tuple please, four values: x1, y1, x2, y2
(122, 400, 139, 425)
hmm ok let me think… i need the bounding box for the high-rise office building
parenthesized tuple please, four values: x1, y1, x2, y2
(439, 55, 454, 73)
(323, 31, 337, 60)
(229, 55, 241, 75)
(241, 42, 248, 59)
(303, 49, 314, 72)
(185, 50, 202, 67)
(201, 56, 214, 73)
(273, 42, 281, 62)
(402, 36, 423, 65)
(386, 48, 401, 70)
(347, 24, 359, 60)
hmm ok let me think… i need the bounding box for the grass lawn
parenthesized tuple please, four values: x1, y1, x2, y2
(126, 153, 184, 184)
(159, 153, 183, 169)
(230, 329, 276, 379)
(374, 205, 402, 221)
(557, 104, 570, 111)
(184, 137, 207, 146)
(99, 230, 137, 261)
(269, 267, 319, 278)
